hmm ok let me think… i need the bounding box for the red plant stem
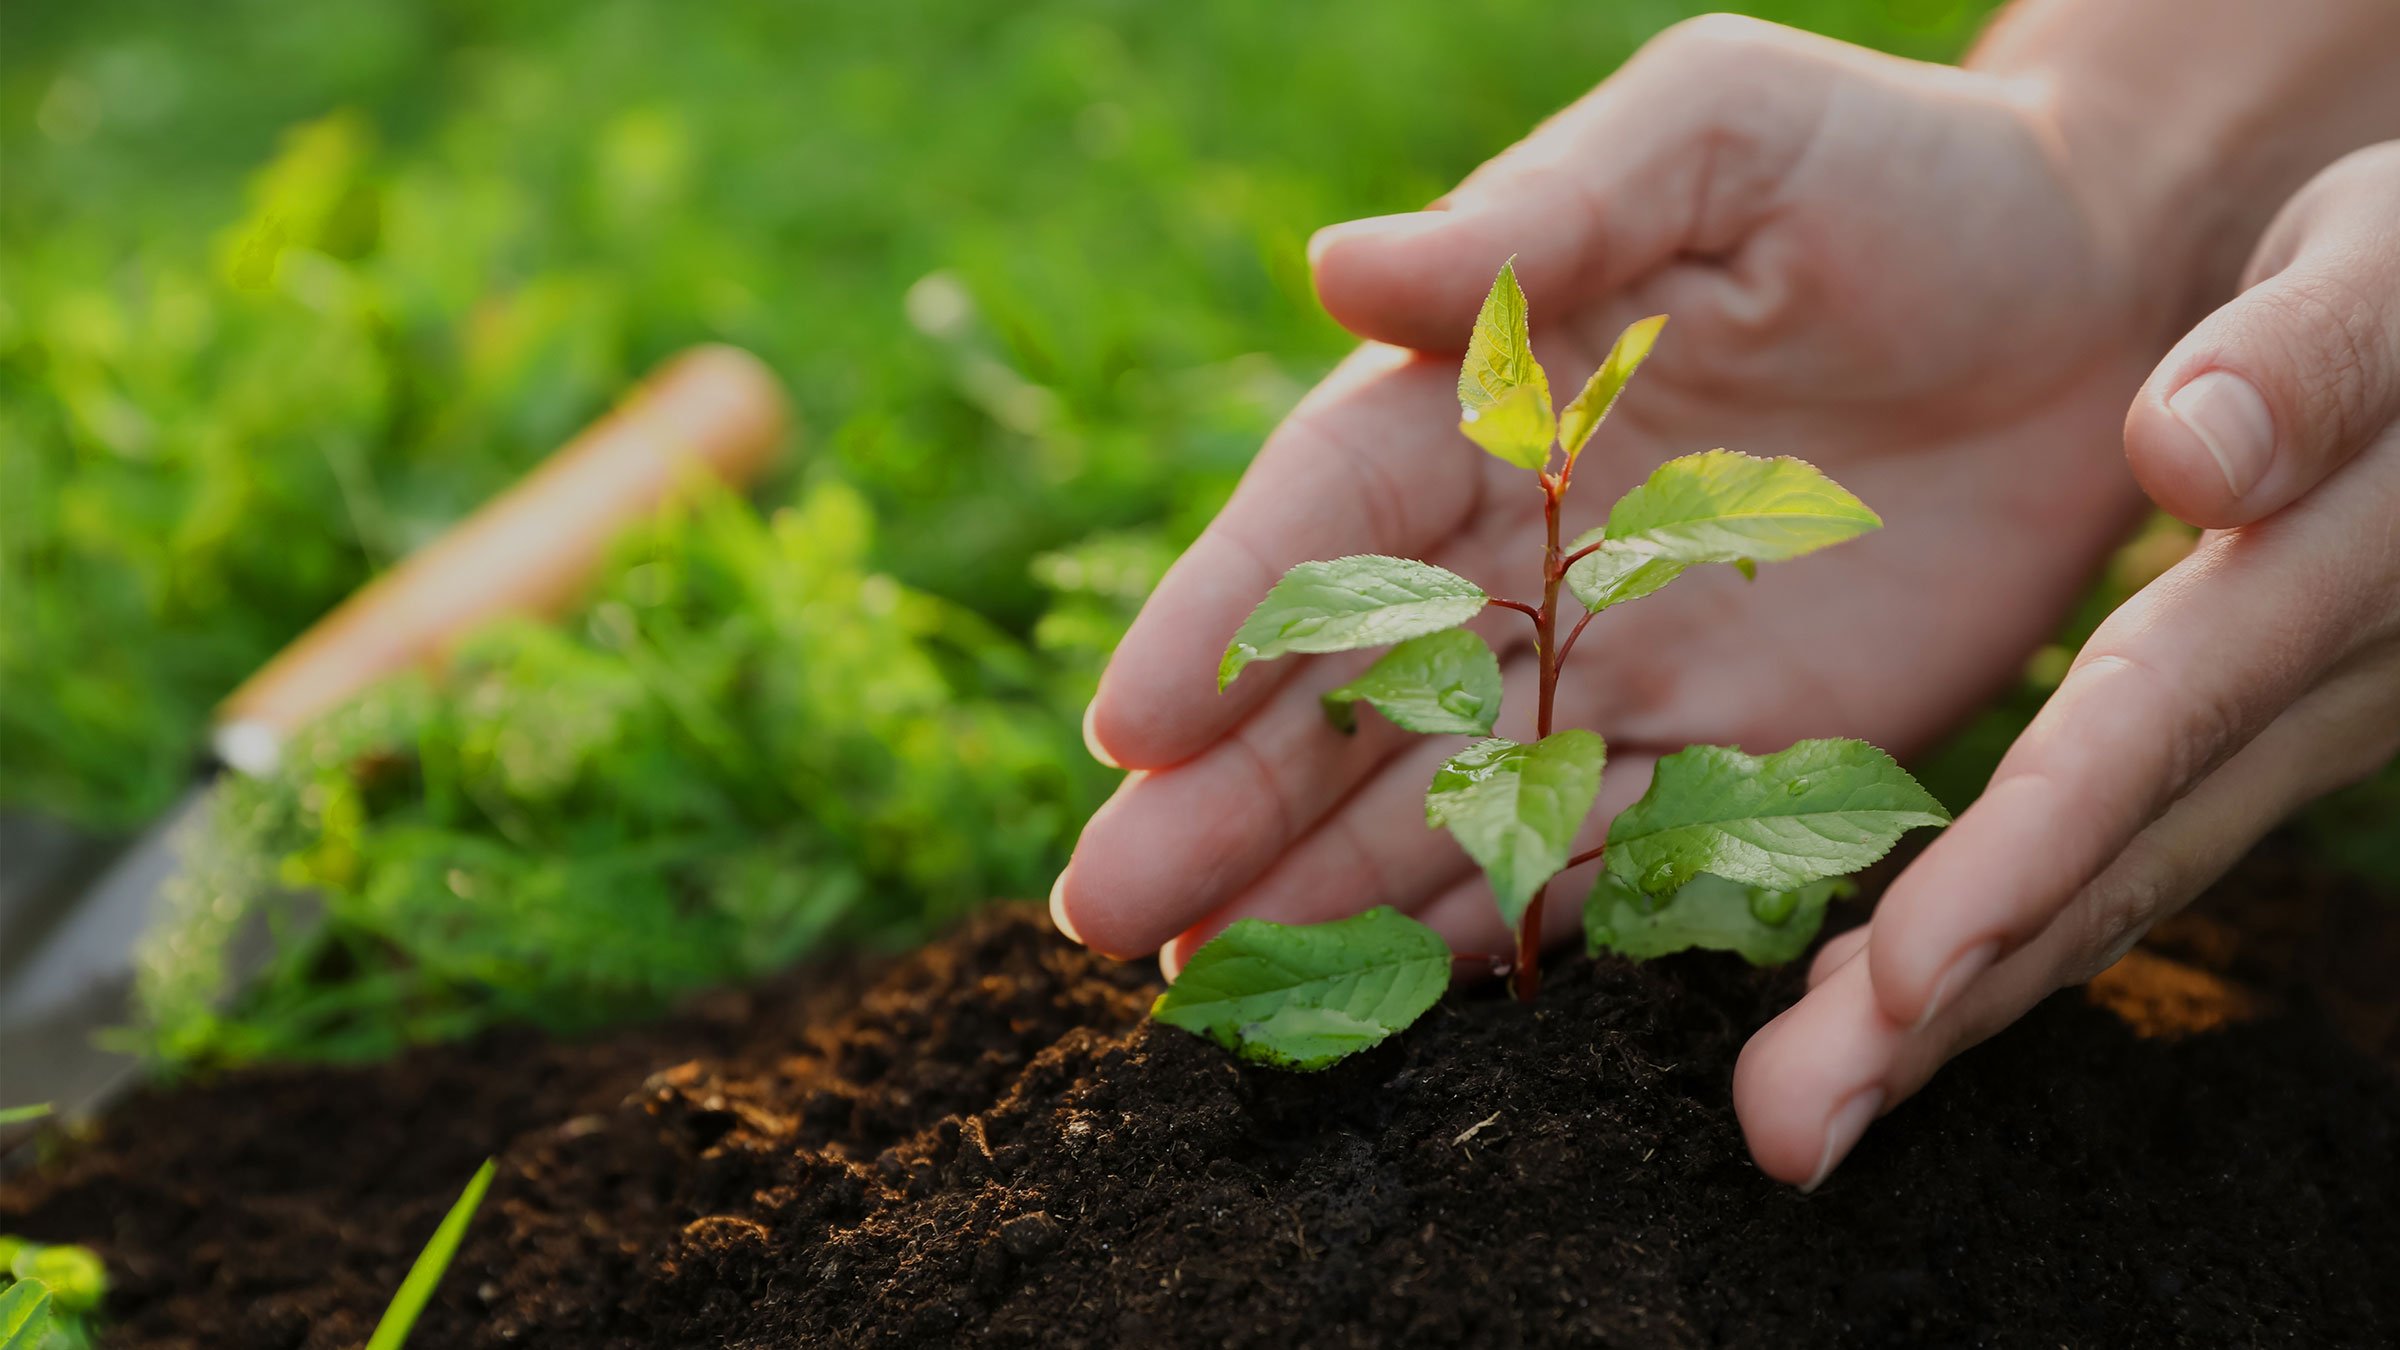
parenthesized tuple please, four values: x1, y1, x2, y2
(1559, 539, 1603, 571)
(1514, 472, 1569, 1002)
(1565, 843, 1605, 872)
(1488, 597, 1543, 622)
(1553, 609, 1598, 671)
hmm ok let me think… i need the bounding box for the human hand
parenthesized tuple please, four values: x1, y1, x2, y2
(1737, 141, 2400, 1189)
(1055, 17, 2172, 966)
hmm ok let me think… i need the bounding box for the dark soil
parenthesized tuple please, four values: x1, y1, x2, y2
(5, 843, 2397, 1349)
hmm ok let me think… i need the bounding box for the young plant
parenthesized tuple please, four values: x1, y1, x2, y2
(365, 1158, 495, 1350)
(1153, 262, 1949, 1068)
(0, 1235, 106, 1350)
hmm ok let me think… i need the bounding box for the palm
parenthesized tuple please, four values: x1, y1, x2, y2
(1060, 43, 2162, 964)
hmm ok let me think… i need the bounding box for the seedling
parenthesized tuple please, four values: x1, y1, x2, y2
(365, 1158, 495, 1350)
(1155, 262, 1949, 1068)
(0, 1234, 106, 1350)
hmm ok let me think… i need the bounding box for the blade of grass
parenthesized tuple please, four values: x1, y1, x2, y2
(0, 1105, 53, 1127)
(365, 1158, 496, 1350)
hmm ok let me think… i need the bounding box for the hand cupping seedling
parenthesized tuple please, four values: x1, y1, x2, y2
(1153, 262, 1951, 1069)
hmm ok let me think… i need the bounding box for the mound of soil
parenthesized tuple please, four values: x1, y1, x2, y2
(5, 848, 2396, 1349)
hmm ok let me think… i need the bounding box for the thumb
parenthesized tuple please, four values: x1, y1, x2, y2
(2125, 142, 2400, 529)
(1307, 15, 1836, 351)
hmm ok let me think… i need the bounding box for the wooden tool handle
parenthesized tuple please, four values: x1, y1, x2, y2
(212, 344, 789, 773)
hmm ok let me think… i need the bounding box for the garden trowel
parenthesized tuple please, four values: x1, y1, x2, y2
(0, 346, 790, 1131)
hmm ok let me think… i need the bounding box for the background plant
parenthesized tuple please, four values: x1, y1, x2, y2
(1156, 265, 1949, 1066)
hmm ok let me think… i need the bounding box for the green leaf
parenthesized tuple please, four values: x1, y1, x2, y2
(1558, 314, 1666, 464)
(1561, 526, 1687, 613)
(10, 1245, 104, 1316)
(0, 1105, 50, 1127)
(1152, 908, 1451, 1070)
(1586, 871, 1854, 965)
(1321, 630, 1502, 736)
(1457, 382, 1556, 470)
(1456, 260, 1553, 471)
(1219, 556, 1487, 689)
(1425, 730, 1606, 924)
(366, 1157, 496, 1350)
(1567, 451, 1880, 613)
(0, 1282, 51, 1350)
(1605, 739, 1949, 898)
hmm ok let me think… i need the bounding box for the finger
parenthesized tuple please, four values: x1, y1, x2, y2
(1056, 650, 1424, 959)
(2125, 142, 2400, 528)
(1155, 733, 1480, 980)
(1310, 14, 1837, 351)
(1862, 459, 2396, 1031)
(1149, 647, 1544, 973)
(1064, 503, 1566, 958)
(1084, 347, 1499, 771)
(1736, 644, 2400, 1189)
(1807, 925, 1870, 990)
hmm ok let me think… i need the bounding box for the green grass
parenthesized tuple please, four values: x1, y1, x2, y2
(365, 1159, 493, 1350)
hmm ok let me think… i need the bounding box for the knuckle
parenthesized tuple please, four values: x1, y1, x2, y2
(1647, 13, 1791, 72)
(2308, 142, 2400, 217)
(2064, 848, 2173, 984)
(2077, 652, 2246, 799)
(2253, 268, 2393, 444)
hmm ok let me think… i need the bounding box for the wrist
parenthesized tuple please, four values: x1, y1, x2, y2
(1969, 0, 2400, 337)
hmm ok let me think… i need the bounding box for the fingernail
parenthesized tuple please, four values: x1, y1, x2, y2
(1048, 870, 1084, 944)
(1306, 211, 1449, 270)
(1799, 1087, 1884, 1194)
(1081, 700, 1121, 770)
(2167, 369, 2275, 498)
(1914, 939, 1998, 1032)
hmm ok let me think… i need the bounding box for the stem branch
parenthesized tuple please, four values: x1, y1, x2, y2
(1514, 473, 1569, 1002)
(1488, 597, 1543, 622)
(1554, 609, 1598, 672)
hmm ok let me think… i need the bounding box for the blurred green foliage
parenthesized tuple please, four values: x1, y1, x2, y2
(134, 484, 1120, 1062)
(1, 0, 1998, 830)
(37, 0, 2386, 1066)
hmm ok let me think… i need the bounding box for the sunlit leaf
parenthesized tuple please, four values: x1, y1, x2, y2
(1568, 451, 1879, 613)
(1220, 556, 1487, 689)
(1558, 314, 1665, 464)
(1456, 260, 1553, 470)
(1458, 382, 1556, 470)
